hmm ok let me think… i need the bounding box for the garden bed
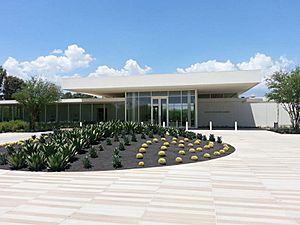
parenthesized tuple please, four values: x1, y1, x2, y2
(0, 122, 235, 172)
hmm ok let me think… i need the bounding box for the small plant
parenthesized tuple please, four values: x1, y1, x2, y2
(158, 151, 166, 157)
(138, 161, 144, 167)
(31, 135, 36, 140)
(106, 138, 112, 145)
(89, 147, 98, 158)
(26, 152, 45, 171)
(113, 134, 119, 142)
(136, 153, 144, 159)
(191, 155, 198, 161)
(158, 158, 166, 165)
(98, 144, 104, 151)
(189, 148, 196, 153)
(141, 133, 146, 139)
(124, 136, 130, 146)
(139, 147, 146, 153)
(178, 150, 185, 155)
(203, 153, 211, 158)
(8, 151, 26, 170)
(131, 133, 137, 142)
(47, 152, 68, 172)
(213, 151, 221, 156)
(202, 135, 207, 141)
(148, 131, 154, 138)
(0, 153, 8, 165)
(196, 133, 203, 140)
(6, 145, 15, 155)
(82, 156, 92, 168)
(175, 157, 183, 163)
(118, 142, 125, 151)
(112, 147, 122, 168)
(209, 134, 215, 142)
(217, 136, 222, 144)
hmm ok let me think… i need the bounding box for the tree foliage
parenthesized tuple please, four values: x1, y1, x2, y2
(13, 77, 62, 130)
(3, 76, 24, 100)
(266, 68, 300, 130)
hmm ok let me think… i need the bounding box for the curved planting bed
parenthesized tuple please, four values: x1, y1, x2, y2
(0, 122, 235, 172)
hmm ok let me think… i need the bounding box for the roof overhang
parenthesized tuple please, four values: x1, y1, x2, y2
(62, 70, 262, 96)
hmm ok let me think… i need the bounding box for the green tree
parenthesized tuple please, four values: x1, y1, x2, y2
(3, 75, 24, 100)
(266, 68, 300, 130)
(13, 77, 62, 130)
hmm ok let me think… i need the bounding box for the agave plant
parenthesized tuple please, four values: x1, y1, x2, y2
(22, 142, 41, 156)
(26, 152, 46, 171)
(8, 151, 26, 170)
(47, 152, 68, 172)
(112, 147, 122, 169)
(0, 153, 8, 165)
(59, 143, 77, 162)
(6, 145, 15, 155)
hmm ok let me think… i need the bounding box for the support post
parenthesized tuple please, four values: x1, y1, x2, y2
(163, 121, 165, 128)
(235, 121, 238, 131)
(209, 121, 212, 131)
(185, 121, 188, 131)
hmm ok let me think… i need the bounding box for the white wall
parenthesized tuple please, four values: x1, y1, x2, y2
(198, 98, 291, 128)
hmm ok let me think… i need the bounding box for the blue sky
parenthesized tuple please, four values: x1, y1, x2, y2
(0, 0, 299, 96)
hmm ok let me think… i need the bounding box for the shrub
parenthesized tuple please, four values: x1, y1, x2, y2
(112, 147, 122, 168)
(82, 156, 92, 169)
(152, 138, 158, 143)
(196, 147, 203, 151)
(0, 120, 29, 132)
(89, 147, 98, 158)
(118, 142, 125, 151)
(8, 151, 26, 170)
(98, 144, 104, 151)
(191, 155, 198, 161)
(175, 157, 183, 163)
(158, 151, 166, 157)
(178, 150, 185, 155)
(179, 140, 185, 144)
(213, 151, 221, 156)
(141, 143, 148, 148)
(161, 137, 166, 141)
(209, 134, 215, 142)
(196, 133, 203, 140)
(158, 158, 166, 165)
(217, 136, 222, 144)
(163, 142, 169, 146)
(0, 153, 8, 165)
(178, 143, 185, 148)
(139, 148, 146, 153)
(138, 161, 144, 167)
(203, 153, 211, 158)
(26, 152, 45, 171)
(136, 153, 144, 159)
(219, 149, 225, 154)
(124, 136, 130, 146)
(188, 143, 193, 147)
(141, 133, 146, 139)
(6, 145, 16, 155)
(202, 135, 207, 141)
(106, 138, 112, 145)
(131, 133, 137, 142)
(189, 148, 196, 153)
(160, 146, 167, 151)
(146, 140, 152, 145)
(148, 131, 154, 138)
(113, 134, 119, 142)
(47, 152, 68, 171)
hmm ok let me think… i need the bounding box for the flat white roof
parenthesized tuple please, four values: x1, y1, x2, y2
(62, 70, 262, 96)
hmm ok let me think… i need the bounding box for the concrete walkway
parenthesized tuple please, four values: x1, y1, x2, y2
(0, 131, 299, 225)
(0, 132, 50, 145)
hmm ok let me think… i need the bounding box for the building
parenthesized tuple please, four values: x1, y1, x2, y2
(0, 70, 291, 128)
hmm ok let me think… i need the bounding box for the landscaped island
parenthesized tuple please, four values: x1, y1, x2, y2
(0, 121, 235, 172)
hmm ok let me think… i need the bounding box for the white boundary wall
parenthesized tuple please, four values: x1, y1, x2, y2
(198, 98, 291, 128)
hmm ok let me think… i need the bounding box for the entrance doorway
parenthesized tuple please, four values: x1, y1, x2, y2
(151, 97, 168, 126)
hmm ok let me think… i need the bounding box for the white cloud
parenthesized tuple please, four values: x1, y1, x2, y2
(89, 59, 152, 77)
(177, 60, 236, 73)
(51, 49, 63, 54)
(3, 44, 93, 82)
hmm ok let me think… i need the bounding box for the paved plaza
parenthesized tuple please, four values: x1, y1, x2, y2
(0, 130, 299, 225)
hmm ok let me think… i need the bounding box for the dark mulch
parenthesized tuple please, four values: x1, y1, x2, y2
(0, 134, 235, 172)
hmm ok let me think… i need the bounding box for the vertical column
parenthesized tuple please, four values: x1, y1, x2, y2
(79, 103, 82, 122)
(56, 103, 58, 122)
(91, 103, 93, 121)
(44, 105, 47, 122)
(124, 92, 127, 122)
(67, 104, 70, 122)
(195, 89, 198, 128)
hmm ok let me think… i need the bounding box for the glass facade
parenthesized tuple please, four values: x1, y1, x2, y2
(126, 90, 196, 128)
(0, 102, 125, 123)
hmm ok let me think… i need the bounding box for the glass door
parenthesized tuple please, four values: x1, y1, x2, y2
(151, 97, 168, 126)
